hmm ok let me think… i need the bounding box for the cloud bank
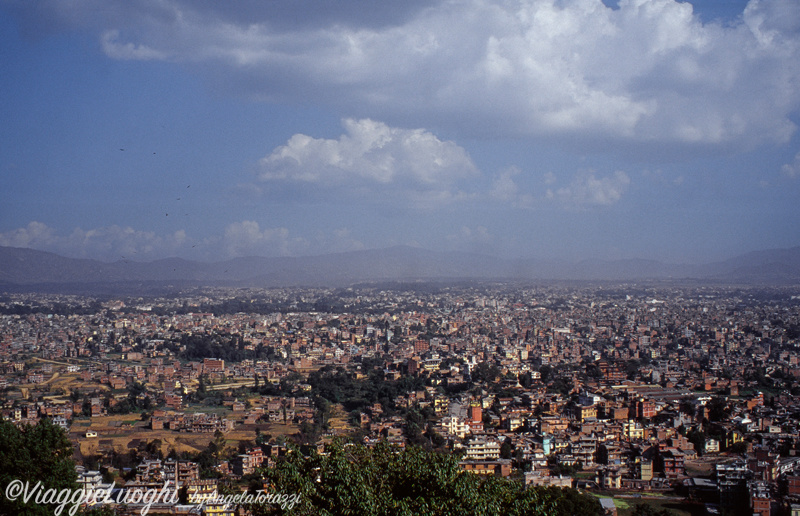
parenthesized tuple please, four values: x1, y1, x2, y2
(0, 222, 187, 261)
(8, 0, 800, 149)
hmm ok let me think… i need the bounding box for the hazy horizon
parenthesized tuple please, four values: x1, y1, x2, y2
(2, 0, 800, 265)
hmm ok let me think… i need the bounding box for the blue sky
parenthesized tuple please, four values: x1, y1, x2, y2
(1, 0, 799, 264)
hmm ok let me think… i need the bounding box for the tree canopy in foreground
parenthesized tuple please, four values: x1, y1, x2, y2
(257, 441, 603, 516)
(0, 418, 78, 516)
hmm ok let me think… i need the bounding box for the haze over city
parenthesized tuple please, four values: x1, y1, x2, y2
(2, 0, 800, 265)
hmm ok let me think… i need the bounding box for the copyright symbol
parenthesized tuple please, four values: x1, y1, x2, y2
(5, 479, 24, 500)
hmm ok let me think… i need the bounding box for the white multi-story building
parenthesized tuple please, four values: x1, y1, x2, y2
(465, 438, 501, 460)
(437, 416, 469, 439)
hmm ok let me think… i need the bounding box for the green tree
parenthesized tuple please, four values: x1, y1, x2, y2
(82, 397, 92, 417)
(198, 374, 208, 395)
(209, 429, 230, 463)
(728, 441, 748, 454)
(631, 503, 676, 516)
(500, 438, 514, 460)
(257, 440, 603, 515)
(707, 396, 728, 422)
(687, 428, 706, 457)
(81, 506, 117, 516)
(0, 418, 78, 515)
(471, 362, 500, 383)
(539, 365, 553, 384)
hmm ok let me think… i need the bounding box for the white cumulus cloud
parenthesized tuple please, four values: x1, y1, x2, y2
(781, 151, 800, 177)
(259, 118, 478, 198)
(11, 0, 800, 149)
(489, 166, 537, 208)
(548, 170, 631, 208)
(0, 221, 57, 249)
(0, 222, 188, 261)
(221, 221, 305, 258)
(101, 29, 167, 60)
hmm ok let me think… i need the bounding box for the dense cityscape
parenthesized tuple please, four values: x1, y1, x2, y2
(4, 0, 800, 514)
(2, 283, 800, 515)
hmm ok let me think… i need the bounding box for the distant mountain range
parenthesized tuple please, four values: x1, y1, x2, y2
(1, 245, 799, 294)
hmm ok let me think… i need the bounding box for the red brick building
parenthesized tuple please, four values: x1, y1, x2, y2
(636, 398, 656, 419)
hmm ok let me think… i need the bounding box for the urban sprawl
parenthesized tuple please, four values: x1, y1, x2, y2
(3, 283, 800, 515)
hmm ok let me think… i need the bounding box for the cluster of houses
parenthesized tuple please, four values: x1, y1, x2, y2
(3, 284, 800, 514)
